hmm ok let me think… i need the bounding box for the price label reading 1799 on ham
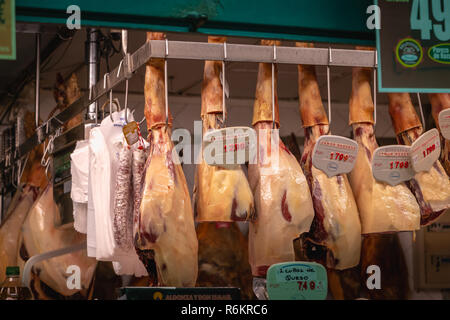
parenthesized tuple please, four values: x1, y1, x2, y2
(312, 135, 359, 178)
(411, 128, 441, 173)
(372, 145, 415, 186)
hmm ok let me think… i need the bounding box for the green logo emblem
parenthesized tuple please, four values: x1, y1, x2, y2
(428, 43, 450, 65)
(395, 38, 423, 68)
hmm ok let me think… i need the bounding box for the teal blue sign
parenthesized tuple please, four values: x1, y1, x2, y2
(266, 262, 327, 300)
(376, 0, 450, 93)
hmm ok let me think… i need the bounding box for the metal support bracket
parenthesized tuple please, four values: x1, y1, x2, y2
(2, 39, 378, 170)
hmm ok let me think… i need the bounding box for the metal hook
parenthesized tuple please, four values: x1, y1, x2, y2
(272, 44, 277, 129)
(164, 38, 169, 130)
(124, 79, 129, 124)
(373, 50, 377, 126)
(117, 60, 123, 77)
(417, 93, 426, 130)
(222, 42, 227, 125)
(103, 73, 110, 119)
(327, 47, 332, 126)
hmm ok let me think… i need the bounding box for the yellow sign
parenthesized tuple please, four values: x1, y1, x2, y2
(0, 0, 15, 60)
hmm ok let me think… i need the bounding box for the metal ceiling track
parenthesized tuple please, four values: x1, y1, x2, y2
(1, 40, 377, 168)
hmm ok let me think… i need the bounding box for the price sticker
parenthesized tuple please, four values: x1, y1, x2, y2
(266, 262, 327, 300)
(438, 109, 450, 140)
(372, 145, 415, 186)
(411, 128, 441, 173)
(311, 135, 359, 177)
(122, 121, 139, 146)
(203, 126, 256, 168)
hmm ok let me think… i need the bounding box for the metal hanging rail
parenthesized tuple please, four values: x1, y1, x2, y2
(0, 40, 377, 169)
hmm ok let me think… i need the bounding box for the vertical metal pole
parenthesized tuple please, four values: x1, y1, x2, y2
(35, 33, 40, 128)
(417, 93, 426, 130)
(327, 47, 332, 126)
(86, 28, 99, 121)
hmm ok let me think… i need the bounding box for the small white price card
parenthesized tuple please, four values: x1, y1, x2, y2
(203, 126, 256, 168)
(410, 128, 441, 173)
(438, 109, 450, 140)
(311, 135, 359, 177)
(372, 145, 414, 186)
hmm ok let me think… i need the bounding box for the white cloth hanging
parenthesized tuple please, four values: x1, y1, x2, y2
(87, 138, 97, 258)
(88, 109, 147, 276)
(70, 140, 89, 234)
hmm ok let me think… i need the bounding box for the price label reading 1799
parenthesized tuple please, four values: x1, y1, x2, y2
(390, 161, 410, 169)
(329, 152, 349, 162)
(410, 0, 450, 41)
(422, 143, 436, 158)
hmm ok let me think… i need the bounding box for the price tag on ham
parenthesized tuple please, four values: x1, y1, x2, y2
(202, 126, 256, 168)
(122, 121, 139, 146)
(372, 145, 414, 186)
(410, 128, 441, 173)
(439, 109, 450, 140)
(311, 135, 358, 177)
(266, 262, 327, 300)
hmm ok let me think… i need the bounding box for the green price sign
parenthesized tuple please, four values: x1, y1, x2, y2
(0, 0, 15, 60)
(376, 0, 450, 92)
(266, 262, 328, 300)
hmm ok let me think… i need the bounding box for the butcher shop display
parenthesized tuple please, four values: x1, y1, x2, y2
(135, 32, 198, 287)
(193, 36, 254, 222)
(248, 40, 314, 277)
(388, 92, 450, 225)
(2, 20, 450, 302)
(348, 63, 420, 233)
(296, 42, 361, 270)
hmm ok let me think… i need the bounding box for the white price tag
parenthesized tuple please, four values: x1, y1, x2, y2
(410, 128, 441, 173)
(203, 126, 256, 168)
(438, 109, 450, 140)
(372, 145, 414, 186)
(311, 135, 359, 177)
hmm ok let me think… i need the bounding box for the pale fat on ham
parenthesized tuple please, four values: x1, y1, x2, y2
(296, 50, 361, 270)
(135, 32, 198, 287)
(248, 41, 314, 277)
(348, 67, 420, 233)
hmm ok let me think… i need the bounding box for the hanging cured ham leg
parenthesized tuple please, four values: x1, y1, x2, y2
(296, 43, 361, 270)
(135, 32, 198, 287)
(429, 93, 450, 175)
(193, 36, 254, 222)
(0, 185, 40, 283)
(348, 65, 420, 233)
(248, 40, 314, 277)
(388, 92, 450, 225)
(22, 184, 97, 296)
